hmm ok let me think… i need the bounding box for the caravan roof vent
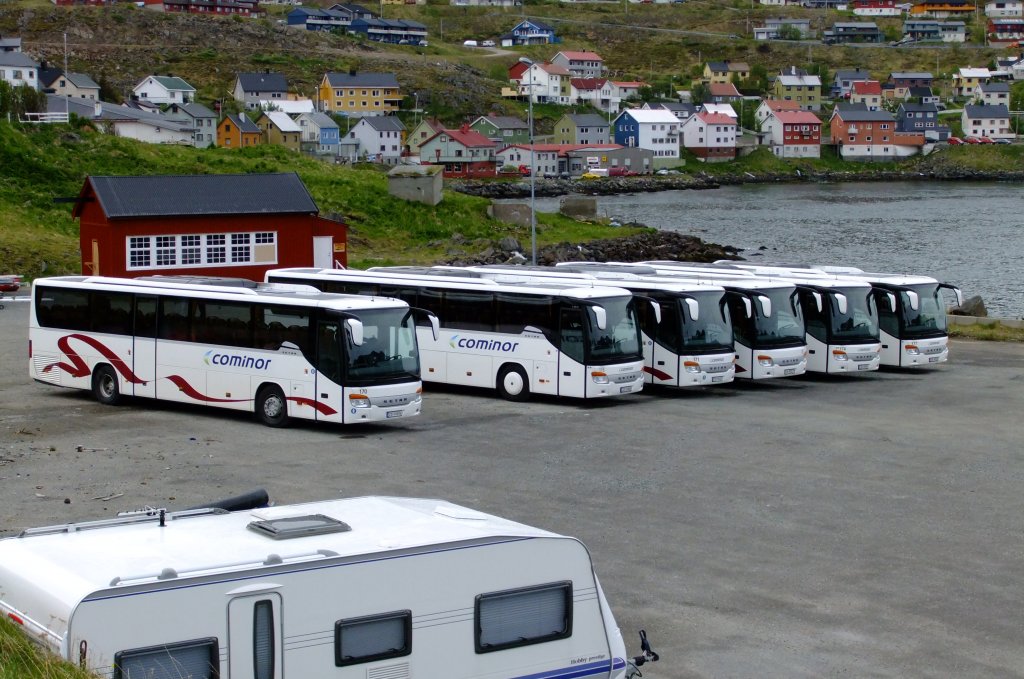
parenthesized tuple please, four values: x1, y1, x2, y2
(247, 514, 351, 540)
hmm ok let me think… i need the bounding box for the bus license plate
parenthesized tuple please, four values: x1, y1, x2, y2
(784, 368, 796, 375)
(386, 410, 402, 418)
(858, 363, 871, 371)
(619, 386, 632, 393)
(928, 356, 940, 363)
(712, 376, 724, 383)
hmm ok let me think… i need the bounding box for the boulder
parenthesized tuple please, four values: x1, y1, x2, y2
(950, 295, 987, 317)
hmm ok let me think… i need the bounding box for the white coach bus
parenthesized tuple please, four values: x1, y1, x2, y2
(717, 262, 963, 368)
(0, 495, 660, 679)
(266, 268, 646, 401)
(29, 276, 437, 427)
(436, 264, 738, 388)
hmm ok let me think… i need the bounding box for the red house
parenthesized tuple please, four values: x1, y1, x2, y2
(73, 173, 347, 279)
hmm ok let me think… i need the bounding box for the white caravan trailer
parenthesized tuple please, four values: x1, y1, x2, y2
(0, 496, 659, 678)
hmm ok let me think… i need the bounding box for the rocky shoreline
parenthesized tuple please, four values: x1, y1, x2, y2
(450, 167, 1024, 199)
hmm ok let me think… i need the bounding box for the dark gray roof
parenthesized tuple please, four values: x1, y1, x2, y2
(475, 115, 528, 130)
(908, 86, 934, 97)
(834, 107, 894, 122)
(899, 103, 938, 113)
(568, 113, 609, 126)
(323, 72, 400, 88)
(175, 102, 217, 119)
(834, 69, 871, 81)
(964, 104, 1010, 118)
(306, 112, 339, 129)
(359, 116, 406, 132)
(83, 173, 319, 219)
(237, 72, 288, 94)
(0, 51, 37, 68)
(979, 81, 1010, 92)
(226, 113, 261, 133)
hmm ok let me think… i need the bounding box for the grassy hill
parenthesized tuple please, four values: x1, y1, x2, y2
(0, 121, 644, 278)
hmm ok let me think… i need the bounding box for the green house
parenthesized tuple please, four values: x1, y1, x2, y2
(469, 115, 530, 146)
(551, 113, 610, 146)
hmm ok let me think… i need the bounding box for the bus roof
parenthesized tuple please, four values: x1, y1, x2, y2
(457, 266, 728, 296)
(267, 268, 635, 301)
(717, 263, 942, 287)
(0, 496, 562, 611)
(36, 276, 411, 312)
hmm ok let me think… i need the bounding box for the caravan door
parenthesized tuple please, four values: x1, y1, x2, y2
(228, 592, 283, 679)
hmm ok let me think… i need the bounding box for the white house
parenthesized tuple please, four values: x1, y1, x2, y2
(700, 103, 739, 118)
(518, 62, 572, 105)
(495, 144, 565, 176)
(39, 70, 100, 100)
(754, 98, 801, 127)
(974, 81, 1011, 106)
(550, 50, 605, 79)
(347, 115, 406, 164)
(985, 0, 1023, 16)
(962, 104, 1013, 139)
(0, 51, 37, 90)
(610, 80, 644, 105)
(611, 109, 680, 163)
(570, 78, 618, 113)
(680, 111, 737, 162)
(132, 75, 196, 105)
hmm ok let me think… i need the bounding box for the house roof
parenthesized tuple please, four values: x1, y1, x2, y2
(566, 113, 609, 127)
(539, 63, 572, 76)
(475, 115, 528, 130)
(978, 81, 1010, 92)
(957, 68, 991, 78)
(497, 143, 621, 154)
(237, 72, 289, 94)
(772, 110, 822, 125)
(646, 102, 696, 115)
(149, 75, 195, 92)
(701, 103, 738, 117)
(760, 98, 801, 111)
(852, 80, 882, 95)
(890, 72, 933, 80)
(171, 102, 217, 119)
(430, 127, 496, 148)
(0, 37, 21, 50)
(964, 104, 1010, 118)
(322, 72, 400, 88)
(555, 50, 603, 61)
(706, 61, 729, 72)
(709, 82, 741, 96)
(835, 69, 872, 80)
(226, 112, 261, 134)
(570, 78, 608, 90)
(261, 111, 301, 133)
(908, 86, 935, 97)
(260, 99, 315, 114)
(697, 111, 737, 125)
(777, 74, 822, 87)
(899, 103, 938, 112)
(40, 70, 100, 90)
(514, 18, 555, 30)
(833, 107, 895, 122)
(75, 173, 319, 220)
(0, 51, 37, 68)
(359, 116, 406, 132)
(619, 109, 679, 124)
(612, 81, 644, 89)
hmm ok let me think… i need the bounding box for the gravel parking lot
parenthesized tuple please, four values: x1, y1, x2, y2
(1, 294, 1022, 678)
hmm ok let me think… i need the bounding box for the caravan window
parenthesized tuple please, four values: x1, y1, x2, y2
(334, 610, 412, 667)
(475, 581, 573, 653)
(113, 637, 219, 679)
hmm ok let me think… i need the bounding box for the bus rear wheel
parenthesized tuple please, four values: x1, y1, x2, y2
(256, 385, 290, 428)
(92, 365, 121, 406)
(496, 364, 530, 402)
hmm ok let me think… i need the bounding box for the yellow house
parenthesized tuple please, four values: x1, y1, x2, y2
(318, 71, 402, 118)
(703, 61, 751, 85)
(255, 111, 302, 151)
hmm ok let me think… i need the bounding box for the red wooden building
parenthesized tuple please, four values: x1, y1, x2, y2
(73, 173, 347, 280)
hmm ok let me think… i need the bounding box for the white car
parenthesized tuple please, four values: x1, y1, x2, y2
(482, 40, 496, 47)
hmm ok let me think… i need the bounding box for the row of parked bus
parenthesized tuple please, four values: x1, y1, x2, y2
(28, 262, 961, 426)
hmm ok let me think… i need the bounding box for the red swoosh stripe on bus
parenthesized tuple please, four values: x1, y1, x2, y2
(642, 366, 674, 381)
(287, 397, 338, 416)
(43, 334, 145, 384)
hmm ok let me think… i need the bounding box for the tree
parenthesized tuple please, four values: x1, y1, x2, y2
(691, 82, 711, 105)
(776, 24, 802, 41)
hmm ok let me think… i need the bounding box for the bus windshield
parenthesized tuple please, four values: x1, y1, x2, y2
(343, 308, 421, 383)
(681, 291, 733, 352)
(585, 296, 642, 363)
(829, 288, 879, 342)
(753, 288, 805, 347)
(900, 283, 947, 337)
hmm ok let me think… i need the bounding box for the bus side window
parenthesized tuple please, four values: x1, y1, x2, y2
(874, 290, 899, 337)
(36, 287, 90, 331)
(725, 295, 752, 345)
(317, 321, 343, 384)
(559, 307, 585, 364)
(800, 291, 827, 342)
(159, 298, 191, 342)
(134, 296, 157, 338)
(91, 292, 133, 336)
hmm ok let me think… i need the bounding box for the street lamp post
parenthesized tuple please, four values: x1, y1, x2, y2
(519, 57, 538, 266)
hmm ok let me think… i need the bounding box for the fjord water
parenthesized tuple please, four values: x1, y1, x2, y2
(533, 181, 1024, 317)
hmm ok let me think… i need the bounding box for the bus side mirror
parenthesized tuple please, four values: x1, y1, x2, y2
(811, 291, 823, 313)
(886, 292, 896, 311)
(905, 290, 920, 311)
(684, 298, 698, 322)
(345, 318, 364, 346)
(757, 295, 772, 318)
(427, 312, 440, 342)
(834, 293, 848, 315)
(940, 283, 963, 307)
(742, 297, 752, 318)
(650, 299, 662, 324)
(592, 306, 607, 331)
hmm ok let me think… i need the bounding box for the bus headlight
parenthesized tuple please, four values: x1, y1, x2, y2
(832, 349, 848, 361)
(591, 371, 610, 384)
(683, 360, 701, 373)
(349, 394, 371, 409)
(757, 355, 774, 367)
(413, 387, 422, 404)
(905, 344, 920, 355)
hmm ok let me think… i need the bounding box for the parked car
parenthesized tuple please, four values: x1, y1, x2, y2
(463, 39, 478, 47)
(978, 137, 994, 144)
(418, 40, 428, 46)
(608, 167, 638, 177)
(579, 171, 604, 180)
(964, 136, 981, 144)
(993, 138, 1012, 144)
(481, 40, 496, 47)
(0, 275, 21, 293)
(947, 136, 964, 145)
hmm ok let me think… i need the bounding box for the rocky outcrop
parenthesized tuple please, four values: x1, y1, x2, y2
(438, 230, 742, 266)
(950, 295, 988, 317)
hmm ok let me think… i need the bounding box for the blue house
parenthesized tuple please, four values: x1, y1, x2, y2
(349, 18, 428, 44)
(500, 19, 558, 47)
(297, 112, 341, 155)
(287, 4, 377, 31)
(895, 102, 948, 142)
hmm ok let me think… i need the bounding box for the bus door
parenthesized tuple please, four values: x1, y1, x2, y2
(132, 295, 157, 399)
(648, 298, 680, 386)
(558, 306, 586, 398)
(228, 592, 283, 679)
(313, 320, 345, 424)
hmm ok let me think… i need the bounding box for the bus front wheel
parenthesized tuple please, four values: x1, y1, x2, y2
(92, 365, 121, 406)
(496, 365, 530, 402)
(256, 385, 290, 428)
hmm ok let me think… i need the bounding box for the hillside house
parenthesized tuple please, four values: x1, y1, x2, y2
(517, 62, 572, 104)
(764, 109, 822, 158)
(570, 78, 618, 113)
(988, 17, 1024, 42)
(406, 118, 446, 154)
(317, 72, 401, 118)
(166, 102, 218, 148)
(852, 0, 901, 15)
(708, 82, 742, 103)
(418, 126, 497, 178)
(773, 72, 822, 110)
(823, 21, 885, 43)
(754, 17, 813, 39)
(551, 51, 605, 79)
(348, 18, 427, 45)
(39, 70, 100, 100)
(501, 19, 558, 46)
(132, 75, 195, 105)
(833, 68, 872, 97)
(850, 80, 883, 109)
(0, 51, 37, 90)
(962, 104, 1013, 139)
(551, 113, 611, 145)
(470, 115, 530, 145)
(830, 105, 925, 160)
(895, 102, 949, 140)
(680, 111, 737, 162)
(143, 0, 261, 16)
(909, 0, 977, 17)
(234, 72, 288, 110)
(985, 0, 1023, 15)
(217, 112, 263, 149)
(703, 61, 751, 84)
(953, 68, 991, 96)
(754, 98, 800, 127)
(975, 81, 1011, 106)
(295, 111, 341, 155)
(347, 115, 406, 164)
(903, 19, 967, 41)
(256, 111, 302, 151)
(612, 109, 680, 165)
(73, 173, 347, 277)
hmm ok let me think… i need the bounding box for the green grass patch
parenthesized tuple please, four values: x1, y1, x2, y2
(0, 617, 95, 679)
(948, 322, 1024, 342)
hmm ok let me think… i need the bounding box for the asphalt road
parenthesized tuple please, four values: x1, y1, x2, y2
(2, 295, 1023, 678)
